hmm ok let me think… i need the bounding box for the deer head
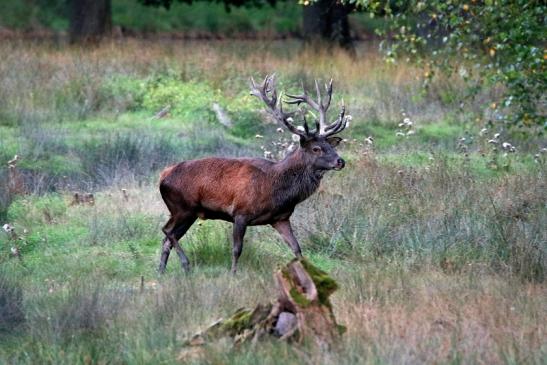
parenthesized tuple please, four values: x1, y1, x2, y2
(250, 74, 349, 171)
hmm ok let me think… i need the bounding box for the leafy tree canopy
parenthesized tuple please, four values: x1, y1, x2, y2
(359, 0, 546, 131)
(139, 0, 276, 10)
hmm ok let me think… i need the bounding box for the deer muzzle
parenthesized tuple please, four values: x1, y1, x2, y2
(333, 158, 345, 170)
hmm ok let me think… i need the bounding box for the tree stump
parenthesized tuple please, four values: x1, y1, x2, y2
(182, 258, 344, 354)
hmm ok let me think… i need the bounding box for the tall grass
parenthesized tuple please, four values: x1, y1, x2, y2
(0, 40, 545, 363)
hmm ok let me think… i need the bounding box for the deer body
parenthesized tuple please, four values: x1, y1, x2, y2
(160, 151, 322, 226)
(158, 75, 349, 273)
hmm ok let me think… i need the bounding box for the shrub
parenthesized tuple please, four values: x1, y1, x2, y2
(100, 75, 148, 112)
(372, 0, 546, 131)
(142, 77, 218, 122)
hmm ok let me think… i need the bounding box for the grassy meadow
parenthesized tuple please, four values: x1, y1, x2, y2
(0, 40, 545, 364)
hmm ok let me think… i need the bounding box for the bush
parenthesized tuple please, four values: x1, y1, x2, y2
(142, 77, 218, 122)
(100, 75, 148, 113)
(372, 0, 546, 131)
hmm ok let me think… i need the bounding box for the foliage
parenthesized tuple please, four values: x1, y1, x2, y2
(363, 0, 546, 131)
(139, 0, 276, 10)
(0, 0, 68, 30)
(0, 0, 302, 35)
(142, 77, 218, 119)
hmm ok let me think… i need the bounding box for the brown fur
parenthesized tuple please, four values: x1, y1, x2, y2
(157, 139, 344, 273)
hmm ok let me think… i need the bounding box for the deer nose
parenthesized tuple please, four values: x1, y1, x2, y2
(336, 158, 345, 169)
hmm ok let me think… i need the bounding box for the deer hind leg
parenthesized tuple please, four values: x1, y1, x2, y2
(171, 216, 196, 272)
(159, 216, 176, 273)
(231, 216, 248, 274)
(159, 214, 196, 273)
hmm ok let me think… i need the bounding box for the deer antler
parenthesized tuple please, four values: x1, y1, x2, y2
(251, 74, 349, 139)
(250, 74, 308, 139)
(285, 79, 348, 138)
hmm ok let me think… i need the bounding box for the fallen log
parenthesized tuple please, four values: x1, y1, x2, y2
(183, 258, 345, 352)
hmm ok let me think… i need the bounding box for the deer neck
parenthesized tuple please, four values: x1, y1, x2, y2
(272, 149, 322, 206)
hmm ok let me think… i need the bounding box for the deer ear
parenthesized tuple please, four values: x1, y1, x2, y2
(326, 136, 342, 147)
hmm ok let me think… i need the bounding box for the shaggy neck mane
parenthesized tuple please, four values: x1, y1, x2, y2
(271, 148, 322, 205)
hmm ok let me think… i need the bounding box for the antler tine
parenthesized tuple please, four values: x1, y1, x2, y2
(284, 92, 321, 110)
(323, 79, 333, 111)
(251, 74, 348, 139)
(279, 102, 307, 137)
(285, 80, 329, 135)
(250, 74, 308, 139)
(323, 104, 348, 137)
(314, 79, 329, 134)
(314, 80, 322, 109)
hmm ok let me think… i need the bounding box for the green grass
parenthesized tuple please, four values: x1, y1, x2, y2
(0, 40, 545, 364)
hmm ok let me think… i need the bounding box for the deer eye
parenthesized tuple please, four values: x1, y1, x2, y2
(312, 146, 322, 154)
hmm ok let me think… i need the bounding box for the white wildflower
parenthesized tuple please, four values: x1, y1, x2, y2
(263, 151, 273, 159)
(406, 130, 416, 136)
(3, 224, 13, 233)
(494, 133, 500, 139)
(287, 143, 297, 153)
(344, 115, 352, 128)
(479, 128, 488, 136)
(10, 247, 19, 256)
(276, 127, 284, 133)
(540, 148, 547, 154)
(286, 117, 294, 123)
(255, 134, 263, 139)
(296, 126, 305, 132)
(396, 132, 405, 137)
(291, 134, 300, 142)
(365, 136, 374, 145)
(403, 117, 412, 126)
(487, 139, 498, 144)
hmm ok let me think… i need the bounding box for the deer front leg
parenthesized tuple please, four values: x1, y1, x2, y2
(158, 237, 172, 274)
(231, 216, 247, 274)
(272, 220, 303, 258)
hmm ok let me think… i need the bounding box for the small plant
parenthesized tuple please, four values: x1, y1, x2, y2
(395, 111, 416, 138)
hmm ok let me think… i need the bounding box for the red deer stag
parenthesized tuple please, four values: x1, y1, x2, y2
(158, 74, 349, 273)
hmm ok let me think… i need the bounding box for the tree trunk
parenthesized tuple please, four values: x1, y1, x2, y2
(179, 258, 344, 359)
(302, 0, 354, 51)
(69, 0, 112, 44)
